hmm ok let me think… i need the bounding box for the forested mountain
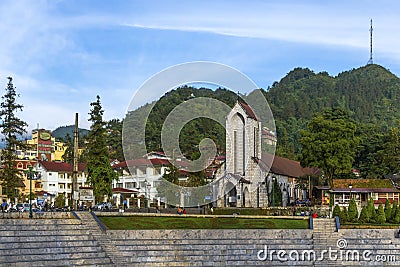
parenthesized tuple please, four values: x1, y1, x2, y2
(265, 64, 400, 157)
(52, 125, 89, 141)
(139, 86, 237, 159)
(123, 64, 400, 177)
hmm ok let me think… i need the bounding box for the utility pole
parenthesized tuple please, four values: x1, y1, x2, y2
(72, 113, 79, 210)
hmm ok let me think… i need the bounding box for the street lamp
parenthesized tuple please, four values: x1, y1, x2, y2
(24, 166, 41, 219)
(348, 184, 353, 203)
(144, 180, 151, 208)
(271, 176, 275, 207)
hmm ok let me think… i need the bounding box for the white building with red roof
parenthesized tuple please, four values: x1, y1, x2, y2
(35, 161, 88, 206)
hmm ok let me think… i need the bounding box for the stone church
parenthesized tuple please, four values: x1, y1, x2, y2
(214, 100, 270, 208)
(212, 99, 318, 208)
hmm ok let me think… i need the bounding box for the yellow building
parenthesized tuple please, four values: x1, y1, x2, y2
(15, 129, 69, 162)
(53, 141, 67, 162)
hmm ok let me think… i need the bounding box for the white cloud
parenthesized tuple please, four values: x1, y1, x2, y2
(1, 0, 400, 134)
(123, 1, 400, 59)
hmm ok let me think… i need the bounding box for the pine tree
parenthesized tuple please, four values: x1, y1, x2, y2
(391, 201, 398, 222)
(376, 203, 386, 224)
(394, 207, 400, 224)
(358, 206, 369, 223)
(340, 206, 349, 223)
(367, 198, 376, 223)
(348, 198, 358, 222)
(332, 204, 341, 218)
(384, 199, 392, 221)
(86, 95, 117, 202)
(0, 77, 27, 200)
(272, 178, 282, 206)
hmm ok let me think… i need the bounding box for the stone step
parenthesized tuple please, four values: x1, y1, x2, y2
(127, 261, 313, 267)
(117, 247, 316, 258)
(0, 245, 102, 255)
(108, 229, 313, 240)
(112, 238, 313, 246)
(1, 256, 113, 267)
(0, 234, 94, 243)
(116, 244, 315, 253)
(0, 251, 109, 263)
(0, 219, 80, 225)
(0, 239, 99, 249)
(124, 255, 316, 265)
(0, 229, 92, 237)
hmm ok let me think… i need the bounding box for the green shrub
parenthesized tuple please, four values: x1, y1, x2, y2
(384, 199, 392, 220)
(340, 206, 348, 223)
(358, 206, 369, 223)
(390, 201, 398, 222)
(348, 198, 358, 222)
(394, 209, 400, 224)
(376, 203, 386, 224)
(332, 204, 341, 218)
(367, 198, 376, 223)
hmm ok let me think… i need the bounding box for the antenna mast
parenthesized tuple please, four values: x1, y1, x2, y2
(368, 19, 373, 64)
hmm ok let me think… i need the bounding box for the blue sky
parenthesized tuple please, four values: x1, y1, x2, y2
(1, 0, 400, 131)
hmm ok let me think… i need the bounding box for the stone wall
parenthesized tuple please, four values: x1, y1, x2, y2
(1, 215, 400, 266)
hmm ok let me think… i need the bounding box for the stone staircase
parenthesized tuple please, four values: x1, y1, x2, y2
(108, 228, 314, 266)
(2, 213, 400, 266)
(312, 218, 339, 266)
(0, 217, 113, 266)
(76, 212, 124, 266)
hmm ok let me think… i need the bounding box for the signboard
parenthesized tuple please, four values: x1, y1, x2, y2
(37, 130, 52, 161)
(79, 188, 94, 201)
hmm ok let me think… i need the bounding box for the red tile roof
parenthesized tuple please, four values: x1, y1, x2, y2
(238, 101, 259, 121)
(261, 153, 320, 178)
(39, 161, 87, 172)
(112, 187, 138, 193)
(112, 158, 171, 169)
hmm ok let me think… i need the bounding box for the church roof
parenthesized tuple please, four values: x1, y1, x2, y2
(260, 153, 320, 178)
(238, 100, 259, 121)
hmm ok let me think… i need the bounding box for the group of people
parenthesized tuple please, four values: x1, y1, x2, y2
(1, 201, 14, 212)
(1, 202, 27, 212)
(177, 207, 186, 215)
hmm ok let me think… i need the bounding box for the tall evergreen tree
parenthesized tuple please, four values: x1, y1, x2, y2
(0, 77, 27, 200)
(105, 119, 124, 162)
(86, 95, 117, 202)
(271, 178, 282, 206)
(358, 206, 369, 223)
(384, 199, 392, 221)
(348, 198, 358, 222)
(332, 204, 341, 218)
(340, 206, 349, 223)
(376, 203, 386, 224)
(391, 201, 398, 222)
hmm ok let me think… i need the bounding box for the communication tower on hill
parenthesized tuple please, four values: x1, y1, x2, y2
(367, 19, 374, 65)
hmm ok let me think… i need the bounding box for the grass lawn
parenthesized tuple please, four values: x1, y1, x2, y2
(99, 216, 309, 230)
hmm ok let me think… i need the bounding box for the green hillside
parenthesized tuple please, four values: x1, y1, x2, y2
(123, 64, 400, 177)
(52, 125, 89, 141)
(264, 64, 400, 156)
(124, 86, 237, 160)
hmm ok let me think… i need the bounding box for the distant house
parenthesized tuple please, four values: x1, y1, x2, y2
(261, 153, 320, 206)
(111, 153, 189, 207)
(35, 161, 88, 206)
(316, 179, 400, 207)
